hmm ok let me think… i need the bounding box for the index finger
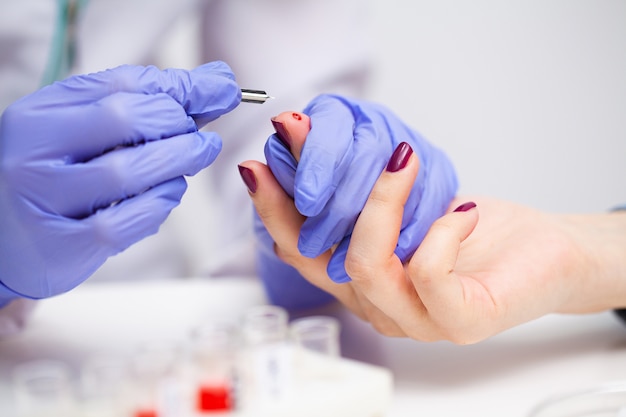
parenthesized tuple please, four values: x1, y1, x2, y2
(238, 160, 356, 304)
(345, 143, 432, 335)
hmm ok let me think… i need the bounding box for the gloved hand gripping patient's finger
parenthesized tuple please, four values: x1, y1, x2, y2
(268, 109, 354, 270)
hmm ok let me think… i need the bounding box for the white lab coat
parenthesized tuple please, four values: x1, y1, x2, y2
(0, 0, 372, 333)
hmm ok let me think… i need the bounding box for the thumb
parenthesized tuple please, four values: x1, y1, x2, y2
(408, 202, 479, 316)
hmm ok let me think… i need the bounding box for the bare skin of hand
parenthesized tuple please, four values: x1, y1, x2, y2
(241, 113, 626, 344)
(270, 111, 310, 162)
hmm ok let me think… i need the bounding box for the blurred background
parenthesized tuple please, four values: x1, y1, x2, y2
(365, 0, 626, 213)
(2, 2, 625, 415)
(77, 0, 625, 281)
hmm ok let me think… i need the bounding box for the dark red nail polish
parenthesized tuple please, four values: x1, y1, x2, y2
(386, 142, 413, 172)
(271, 119, 292, 150)
(453, 202, 477, 212)
(238, 165, 257, 193)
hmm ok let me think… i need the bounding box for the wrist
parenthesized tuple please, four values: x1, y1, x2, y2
(558, 211, 626, 313)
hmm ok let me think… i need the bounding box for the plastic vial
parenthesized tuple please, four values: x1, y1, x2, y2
(239, 305, 291, 412)
(290, 316, 341, 358)
(12, 359, 77, 417)
(241, 305, 288, 346)
(189, 322, 239, 413)
(129, 341, 185, 417)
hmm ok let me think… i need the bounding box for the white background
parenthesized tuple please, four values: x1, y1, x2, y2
(2, 2, 626, 416)
(365, 0, 626, 213)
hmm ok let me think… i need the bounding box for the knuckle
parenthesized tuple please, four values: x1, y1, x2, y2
(408, 224, 450, 274)
(344, 251, 376, 283)
(406, 259, 431, 287)
(367, 188, 393, 207)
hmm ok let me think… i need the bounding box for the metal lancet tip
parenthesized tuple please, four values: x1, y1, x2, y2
(241, 88, 274, 104)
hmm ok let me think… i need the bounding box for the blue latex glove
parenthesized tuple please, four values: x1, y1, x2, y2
(0, 61, 240, 306)
(263, 94, 458, 283)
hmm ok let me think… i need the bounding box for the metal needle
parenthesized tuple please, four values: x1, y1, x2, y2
(241, 88, 274, 104)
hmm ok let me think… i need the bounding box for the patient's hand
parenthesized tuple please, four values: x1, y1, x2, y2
(241, 137, 626, 344)
(260, 94, 458, 284)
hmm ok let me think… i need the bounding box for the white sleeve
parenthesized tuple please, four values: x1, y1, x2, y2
(0, 299, 37, 337)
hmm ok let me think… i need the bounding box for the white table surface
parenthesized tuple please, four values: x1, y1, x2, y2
(1, 277, 625, 416)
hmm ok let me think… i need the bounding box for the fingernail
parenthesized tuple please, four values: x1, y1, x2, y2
(271, 118, 292, 150)
(386, 142, 413, 172)
(238, 165, 257, 193)
(453, 201, 477, 212)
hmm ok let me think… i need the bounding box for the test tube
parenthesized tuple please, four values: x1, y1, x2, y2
(290, 316, 341, 358)
(289, 316, 343, 380)
(12, 359, 77, 417)
(189, 322, 239, 413)
(241, 305, 289, 345)
(129, 341, 186, 417)
(239, 305, 291, 410)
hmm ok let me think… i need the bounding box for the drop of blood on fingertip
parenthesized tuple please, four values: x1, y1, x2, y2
(291, 112, 302, 121)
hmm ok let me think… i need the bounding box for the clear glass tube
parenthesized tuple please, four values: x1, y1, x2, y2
(129, 341, 186, 417)
(238, 305, 291, 411)
(290, 316, 340, 358)
(189, 322, 239, 413)
(12, 359, 77, 417)
(240, 305, 288, 346)
(289, 316, 343, 380)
